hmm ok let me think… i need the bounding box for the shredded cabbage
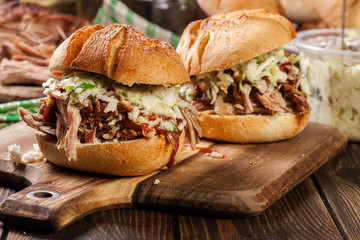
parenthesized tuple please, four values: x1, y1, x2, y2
(300, 52, 360, 141)
(43, 72, 190, 132)
(179, 48, 304, 104)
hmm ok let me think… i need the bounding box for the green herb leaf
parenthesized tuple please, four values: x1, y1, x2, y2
(65, 85, 74, 93)
(78, 82, 98, 91)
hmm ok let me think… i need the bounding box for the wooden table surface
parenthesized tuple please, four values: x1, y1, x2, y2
(0, 140, 359, 239)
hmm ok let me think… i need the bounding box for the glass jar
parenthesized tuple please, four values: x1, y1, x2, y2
(296, 28, 360, 141)
(151, 0, 198, 35)
(122, 0, 153, 21)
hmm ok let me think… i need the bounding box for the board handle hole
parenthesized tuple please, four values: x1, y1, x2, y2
(34, 192, 53, 198)
(26, 190, 60, 200)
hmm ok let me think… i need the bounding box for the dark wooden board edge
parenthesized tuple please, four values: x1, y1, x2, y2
(0, 178, 344, 239)
(177, 178, 344, 240)
(0, 185, 16, 238)
(313, 143, 360, 240)
(0, 123, 348, 232)
(132, 125, 347, 218)
(0, 160, 43, 188)
(0, 141, 212, 233)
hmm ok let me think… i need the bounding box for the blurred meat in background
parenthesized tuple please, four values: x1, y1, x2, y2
(0, 1, 89, 102)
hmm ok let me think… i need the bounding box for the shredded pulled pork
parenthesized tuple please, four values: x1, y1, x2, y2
(17, 107, 56, 136)
(191, 59, 310, 116)
(19, 91, 201, 167)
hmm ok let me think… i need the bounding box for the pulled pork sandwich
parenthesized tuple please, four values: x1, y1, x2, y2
(176, 9, 310, 143)
(18, 24, 201, 176)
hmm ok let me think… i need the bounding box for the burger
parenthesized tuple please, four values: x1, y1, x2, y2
(18, 24, 201, 176)
(176, 9, 311, 143)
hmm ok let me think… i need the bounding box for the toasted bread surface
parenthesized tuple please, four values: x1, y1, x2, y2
(37, 131, 185, 176)
(198, 111, 309, 143)
(50, 24, 189, 86)
(176, 9, 296, 76)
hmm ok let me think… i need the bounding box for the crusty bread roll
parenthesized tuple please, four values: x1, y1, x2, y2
(313, 0, 360, 28)
(279, 0, 321, 23)
(37, 131, 185, 176)
(177, 9, 296, 76)
(199, 111, 309, 143)
(197, 0, 284, 17)
(50, 24, 189, 86)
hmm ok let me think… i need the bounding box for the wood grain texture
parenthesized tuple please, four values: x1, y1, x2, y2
(0, 163, 155, 232)
(133, 123, 347, 217)
(0, 122, 346, 233)
(177, 178, 343, 240)
(4, 209, 175, 240)
(314, 143, 360, 240)
(0, 177, 345, 240)
(0, 122, 211, 233)
(0, 184, 16, 238)
(0, 143, 358, 239)
(0, 122, 36, 160)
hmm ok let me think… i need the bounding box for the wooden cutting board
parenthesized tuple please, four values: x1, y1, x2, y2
(0, 121, 347, 232)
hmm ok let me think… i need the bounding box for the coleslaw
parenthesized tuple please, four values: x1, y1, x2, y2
(297, 29, 360, 141)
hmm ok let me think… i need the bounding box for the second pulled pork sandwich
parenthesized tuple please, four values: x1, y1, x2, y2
(176, 9, 310, 143)
(18, 24, 201, 176)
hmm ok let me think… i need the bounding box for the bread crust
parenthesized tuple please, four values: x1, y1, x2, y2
(279, 0, 321, 23)
(176, 9, 296, 76)
(36, 131, 185, 176)
(313, 0, 360, 28)
(49, 24, 189, 86)
(197, 0, 284, 16)
(198, 111, 310, 143)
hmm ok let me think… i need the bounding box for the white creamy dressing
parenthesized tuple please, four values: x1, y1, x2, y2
(299, 30, 360, 141)
(179, 48, 306, 104)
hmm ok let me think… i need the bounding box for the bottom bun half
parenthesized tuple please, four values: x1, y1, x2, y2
(36, 131, 185, 176)
(198, 111, 310, 143)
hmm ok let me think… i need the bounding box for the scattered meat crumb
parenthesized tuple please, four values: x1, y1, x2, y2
(210, 151, 224, 158)
(265, 118, 270, 122)
(249, 160, 257, 165)
(154, 179, 160, 185)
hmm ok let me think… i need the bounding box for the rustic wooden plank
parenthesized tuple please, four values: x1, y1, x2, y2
(314, 143, 360, 240)
(0, 122, 346, 232)
(177, 178, 343, 240)
(0, 122, 211, 233)
(0, 184, 16, 238)
(133, 123, 346, 217)
(0, 122, 36, 160)
(5, 209, 175, 240)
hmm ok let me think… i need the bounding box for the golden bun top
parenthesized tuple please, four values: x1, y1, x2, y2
(49, 24, 189, 86)
(176, 9, 296, 76)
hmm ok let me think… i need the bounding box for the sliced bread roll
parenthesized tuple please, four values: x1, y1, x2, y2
(176, 9, 310, 143)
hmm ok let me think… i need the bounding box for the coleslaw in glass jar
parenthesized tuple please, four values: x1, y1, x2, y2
(296, 29, 360, 141)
